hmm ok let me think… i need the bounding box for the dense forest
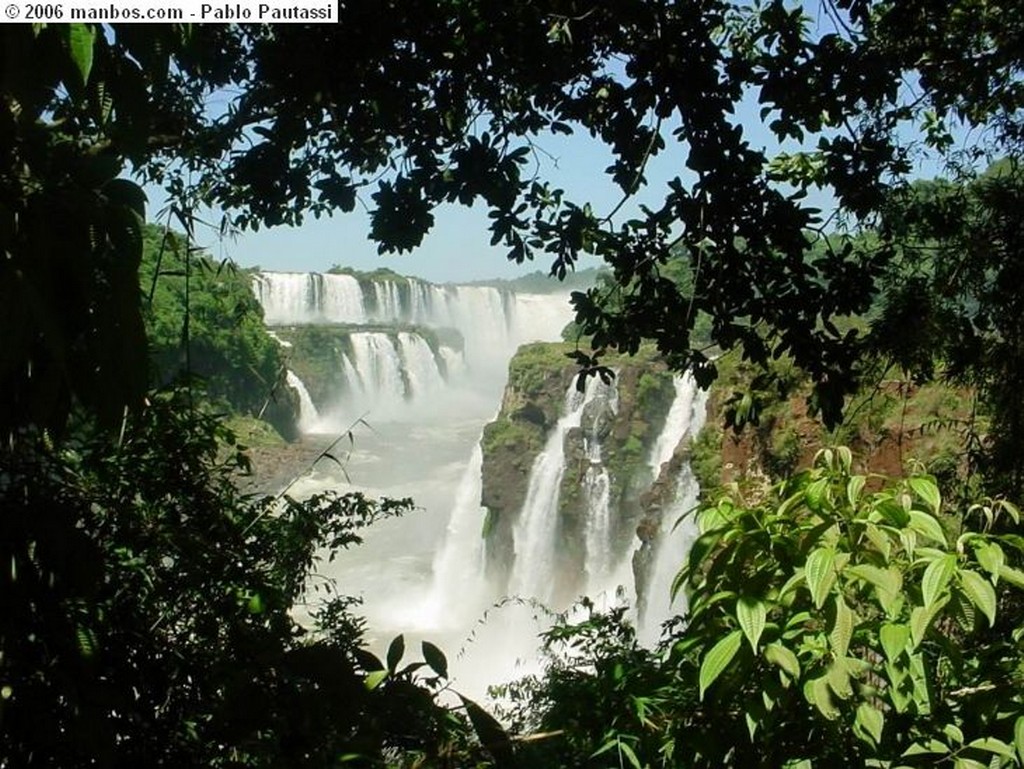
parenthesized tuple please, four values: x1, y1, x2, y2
(3, 4, 1024, 767)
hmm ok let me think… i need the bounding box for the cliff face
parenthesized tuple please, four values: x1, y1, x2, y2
(689, 356, 976, 503)
(479, 342, 679, 595)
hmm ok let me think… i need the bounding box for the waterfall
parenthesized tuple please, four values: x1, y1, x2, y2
(582, 381, 620, 593)
(396, 332, 446, 398)
(508, 377, 606, 605)
(637, 375, 709, 645)
(254, 272, 366, 325)
(286, 370, 321, 433)
(411, 441, 491, 630)
(648, 374, 701, 476)
(320, 274, 367, 324)
(345, 333, 408, 410)
(253, 271, 569, 373)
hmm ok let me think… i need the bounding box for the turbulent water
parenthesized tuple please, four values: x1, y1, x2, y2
(253, 271, 706, 697)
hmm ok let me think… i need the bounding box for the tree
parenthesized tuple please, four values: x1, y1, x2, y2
(4, 3, 1023, 437)
(139, 224, 297, 436)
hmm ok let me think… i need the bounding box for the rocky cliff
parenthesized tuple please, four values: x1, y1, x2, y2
(479, 342, 680, 598)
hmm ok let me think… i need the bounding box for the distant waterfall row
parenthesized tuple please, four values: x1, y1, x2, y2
(254, 271, 574, 429)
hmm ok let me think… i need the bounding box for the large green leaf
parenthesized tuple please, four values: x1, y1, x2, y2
(829, 595, 855, 658)
(879, 622, 909, 661)
(67, 23, 96, 85)
(856, 702, 884, 745)
(805, 547, 837, 608)
(973, 541, 1005, 579)
(421, 641, 448, 678)
(909, 476, 942, 515)
(959, 569, 997, 626)
(922, 554, 957, 608)
(699, 630, 742, 700)
(736, 596, 767, 652)
(459, 695, 515, 768)
(965, 737, 1015, 759)
(764, 642, 800, 679)
(908, 509, 947, 546)
(386, 634, 405, 673)
(847, 564, 901, 613)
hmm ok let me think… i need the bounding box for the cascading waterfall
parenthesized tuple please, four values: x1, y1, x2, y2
(508, 376, 606, 605)
(345, 333, 408, 409)
(411, 441, 491, 630)
(286, 370, 321, 433)
(397, 333, 446, 398)
(263, 270, 719, 693)
(254, 272, 367, 325)
(254, 271, 574, 430)
(637, 375, 709, 644)
(582, 382, 620, 593)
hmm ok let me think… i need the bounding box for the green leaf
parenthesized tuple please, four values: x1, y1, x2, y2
(848, 564, 901, 613)
(764, 642, 800, 679)
(421, 641, 448, 678)
(699, 630, 742, 700)
(386, 634, 405, 673)
(830, 595, 855, 658)
(827, 658, 853, 699)
(1014, 716, 1024, 763)
(902, 739, 950, 756)
(856, 702, 884, 745)
(879, 623, 909, 662)
(909, 476, 941, 515)
(965, 737, 1015, 758)
(973, 541, 1005, 579)
(959, 569, 997, 626)
(807, 675, 839, 720)
(805, 477, 829, 510)
(736, 596, 767, 652)
(353, 648, 385, 672)
(805, 547, 837, 609)
(364, 670, 388, 690)
(618, 740, 642, 769)
(910, 596, 948, 648)
(459, 695, 515, 767)
(922, 553, 957, 608)
(952, 758, 989, 769)
(999, 563, 1024, 589)
(67, 23, 96, 85)
(908, 510, 947, 546)
(846, 475, 866, 507)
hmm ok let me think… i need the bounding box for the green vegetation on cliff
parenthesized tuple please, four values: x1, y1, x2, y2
(273, 324, 459, 411)
(140, 225, 295, 439)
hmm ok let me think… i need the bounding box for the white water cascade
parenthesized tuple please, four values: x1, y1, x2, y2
(286, 370, 321, 433)
(637, 375, 709, 645)
(253, 271, 575, 430)
(581, 382, 621, 594)
(508, 377, 607, 605)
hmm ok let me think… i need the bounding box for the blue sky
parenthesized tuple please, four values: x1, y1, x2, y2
(146, 76, 956, 285)
(147, 127, 696, 283)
